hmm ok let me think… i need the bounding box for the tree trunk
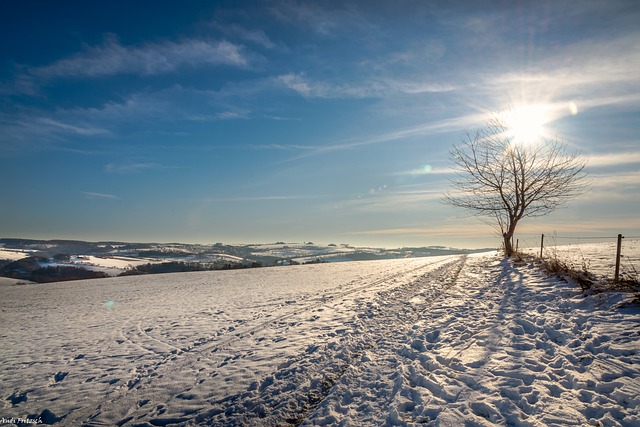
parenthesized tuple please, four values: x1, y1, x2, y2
(503, 232, 514, 257)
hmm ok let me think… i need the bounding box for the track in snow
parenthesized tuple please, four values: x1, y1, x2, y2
(201, 255, 468, 426)
(0, 255, 464, 426)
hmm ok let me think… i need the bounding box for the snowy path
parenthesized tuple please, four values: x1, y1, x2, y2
(300, 255, 640, 427)
(1, 254, 638, 426)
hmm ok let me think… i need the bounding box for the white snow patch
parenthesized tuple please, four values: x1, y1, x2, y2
(0, 248, 32, 261)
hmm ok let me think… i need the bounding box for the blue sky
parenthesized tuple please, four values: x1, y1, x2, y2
(1, 0, 639, 248)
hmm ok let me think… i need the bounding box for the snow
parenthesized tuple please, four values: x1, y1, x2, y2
(0, 253, 638, 426)
(0, 277, 33, 286)
(519, 239, 640, 282)
(80, 256, 153, 269)
(0, 248, 32, 261)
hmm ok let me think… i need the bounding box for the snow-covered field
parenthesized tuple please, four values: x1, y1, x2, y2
(519, 239, 640, 282)
(1, 253, 638, 426)
(0, 248, 32, 261)
(42, 255, 162, 276)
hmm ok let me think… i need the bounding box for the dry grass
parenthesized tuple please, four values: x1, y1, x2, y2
(512, 250, 640, 299)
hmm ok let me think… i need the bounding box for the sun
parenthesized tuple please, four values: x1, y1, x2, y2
(503, 104, 550, 144)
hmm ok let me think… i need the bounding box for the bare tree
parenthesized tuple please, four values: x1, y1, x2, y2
(444, 117, 588, 256)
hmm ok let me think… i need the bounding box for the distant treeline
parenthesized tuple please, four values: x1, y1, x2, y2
(120, 260, 263, 276)
(0, 257, 108, 283)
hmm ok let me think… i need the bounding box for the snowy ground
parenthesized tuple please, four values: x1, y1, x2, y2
(519, 240, 640, 282)
(0, 253, 638, 426)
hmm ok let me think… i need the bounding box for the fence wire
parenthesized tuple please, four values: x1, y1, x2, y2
(515, 234, 640, 282)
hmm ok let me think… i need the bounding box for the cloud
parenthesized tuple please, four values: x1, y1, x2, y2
(186, 110, 251, 121)
(0, 111, 114, 153)
(319, 112, 486, 152)
(105, 161, 173, 174)
(588, 152, 640, 168)
(269, 111, 487, 165)
(383, 80, 458, 95)
(275, 73, 458, 99)
(479, 31, 640, 114)
(391, 166, 453, 176)
(37, 118, 111, 136)
(268, 1, 375, 37)
(82, 191, 120, 200)
(276, 73, 383, 99)
(329, 188, 444, 214)
(241, 143, 315, 151)
(215, 111, 250, 120)
(583, 171, 640, 200)
(211, 23, 277, 49)
(350, 223, 493, 238)
(31, 34, 250, 79)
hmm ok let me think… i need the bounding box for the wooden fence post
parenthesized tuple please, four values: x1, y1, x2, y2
(515, 239, 519, 253)
(540, 234, 544, 258)
(614, 233, 623, 282)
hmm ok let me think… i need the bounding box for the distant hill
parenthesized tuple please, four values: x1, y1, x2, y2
(0, 238, 494, 283)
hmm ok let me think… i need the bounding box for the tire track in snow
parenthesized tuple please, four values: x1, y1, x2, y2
(116, 257, 455, 360)
(207, 256, 459, 352)
(199, 255, 468, 426)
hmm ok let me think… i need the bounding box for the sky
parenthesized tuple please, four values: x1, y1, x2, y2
(1, 0, 639, 249)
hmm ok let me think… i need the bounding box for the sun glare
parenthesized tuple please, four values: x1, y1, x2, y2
(503, 105, 549, 144)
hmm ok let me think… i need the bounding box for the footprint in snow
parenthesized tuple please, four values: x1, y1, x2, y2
(53, 371, 68, 382)
(8, 390, 29, 405)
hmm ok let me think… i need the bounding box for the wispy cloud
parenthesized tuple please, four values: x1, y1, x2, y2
(187, 110, 251, 121)
(588, 152, 640, 168)
(262, 115, 302, 121)
(0, 112, 113, 153)
(211, 22, 277, 49)
(31, 34, 250, 79)
(105, 161, 176, 174)
(215, 111, 250, 120)
(479, 32, 640, 116)
(82, 191, 121, 200)
(38, 118, 111, 136)
(330, 188, 444, 214)
(383, 80, 458, 95)
(269, 1, 375, 37)
(281, 112, 487, 161)
(349, 223, 493, 238)
(582, 171, 640, 201)
(391, 166, 453, 176)
(276, 73, 383, 99)
(241, 143, 316, 151)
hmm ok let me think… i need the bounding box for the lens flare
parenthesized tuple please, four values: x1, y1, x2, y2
(369, 184, 388, 194)
(568, 101, 578, 115)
